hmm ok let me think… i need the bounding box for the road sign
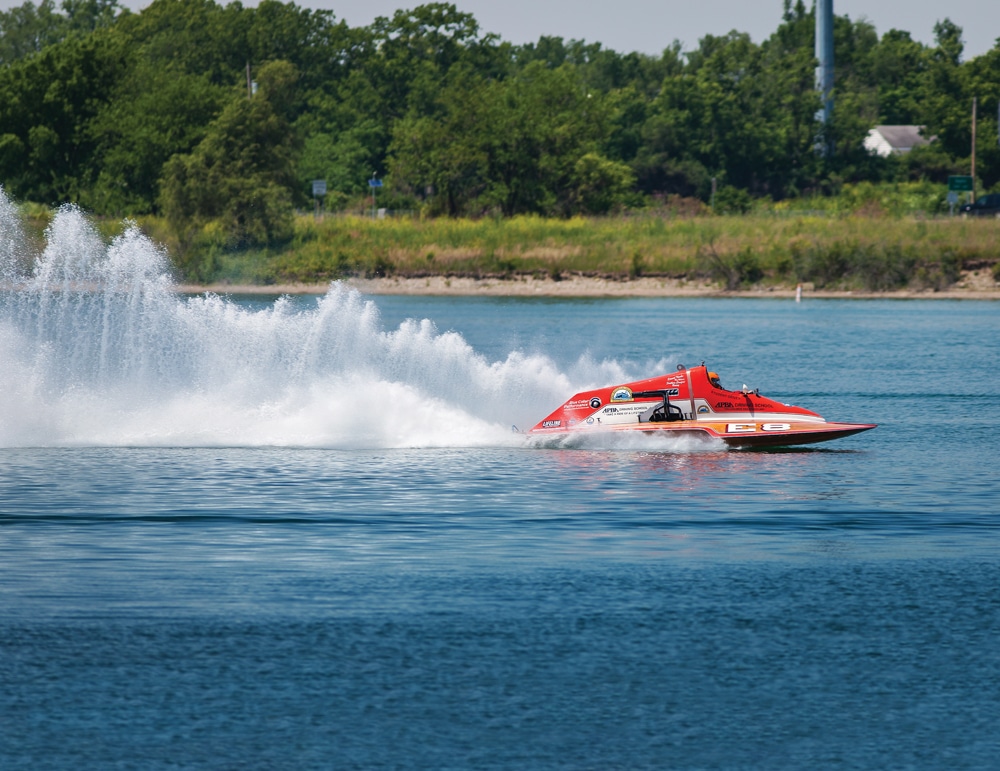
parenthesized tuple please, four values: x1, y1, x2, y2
(948, 175, 973, 191)
(946, 191, 959, 204)
(368, 178, 383, 188)
(312, 179, 326, 196)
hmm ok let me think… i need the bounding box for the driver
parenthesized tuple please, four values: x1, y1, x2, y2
(708, 371, 722, 389)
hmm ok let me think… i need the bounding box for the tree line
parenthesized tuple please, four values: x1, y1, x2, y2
(1, 0, 998, 250)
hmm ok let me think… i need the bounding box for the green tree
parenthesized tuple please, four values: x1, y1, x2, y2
(297, 3, 507, 193)
(870, 30, 930, 124)
(0, 0, 67, 65)
(297, 122, 383, 200)
(62, 0, 119, 33)
(389, 61, 623, 216)
(4, 0, 1000, 221)
(159, 61, 299, 258)
(388, 67, 492, 215)
(86, 61, 228, 214)
(0, 27, 128, 203)
(918, 20, 973, 163)
(636, 24, 820, 201)
(569, 152, 635, 214)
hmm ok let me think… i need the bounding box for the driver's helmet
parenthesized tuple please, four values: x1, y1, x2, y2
(708, 371, 721, 388)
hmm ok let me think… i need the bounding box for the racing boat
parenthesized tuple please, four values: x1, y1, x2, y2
(528, 363, 876, 448)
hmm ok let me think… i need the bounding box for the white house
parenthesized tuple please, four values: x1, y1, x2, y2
(863, 125, 933, 157)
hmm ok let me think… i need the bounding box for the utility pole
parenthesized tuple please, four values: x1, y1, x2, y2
(246, 61, 252, 99)
(971, 97, 977, 203)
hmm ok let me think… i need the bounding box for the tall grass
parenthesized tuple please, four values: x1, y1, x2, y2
(236, 212, 996, 291)
(13, 200, 997, 291)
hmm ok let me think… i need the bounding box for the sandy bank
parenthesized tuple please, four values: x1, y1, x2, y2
(177, 268, 1000, 300)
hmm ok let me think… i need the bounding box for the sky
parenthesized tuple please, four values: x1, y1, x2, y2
(3, 0, 999, 60)
(317, 0, 1000, 59)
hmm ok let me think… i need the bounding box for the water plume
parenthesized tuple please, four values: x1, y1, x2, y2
(2, 191, 639, 449)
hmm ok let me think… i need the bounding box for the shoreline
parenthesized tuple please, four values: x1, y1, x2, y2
(177, 269, 1000, 300)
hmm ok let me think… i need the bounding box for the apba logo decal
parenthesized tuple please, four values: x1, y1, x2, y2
(610, 387, 633, 403)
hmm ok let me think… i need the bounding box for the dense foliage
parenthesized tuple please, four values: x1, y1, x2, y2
(2, 0, 999, 255)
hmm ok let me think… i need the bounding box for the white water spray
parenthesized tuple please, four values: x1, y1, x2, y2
(0, 193, 589, 448)
(0, 192, 723, 451)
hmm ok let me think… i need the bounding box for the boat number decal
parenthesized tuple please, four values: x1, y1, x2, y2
(590, 397, 602, 409)
(726, 423, 792, 433)
(610, 387, 633, 402)
(542, 420, 562, 428)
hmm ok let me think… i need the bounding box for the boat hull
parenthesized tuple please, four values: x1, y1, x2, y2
(530, 420, 877, 448)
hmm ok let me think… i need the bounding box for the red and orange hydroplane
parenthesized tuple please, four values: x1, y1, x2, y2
(529, 364, 876, 448)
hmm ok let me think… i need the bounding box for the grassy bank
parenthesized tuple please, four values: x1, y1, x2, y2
(17, 203, 999, 292)
(185, 213, 1000, 293)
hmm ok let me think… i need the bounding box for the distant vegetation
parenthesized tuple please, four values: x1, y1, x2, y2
(2, 0, 999, 284)
(121, 209, 988, 293)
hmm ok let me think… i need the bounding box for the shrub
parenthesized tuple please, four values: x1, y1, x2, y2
(795, 241, 851, 289)
(705, 245, 762, 289)
(713, 186, 753, 215)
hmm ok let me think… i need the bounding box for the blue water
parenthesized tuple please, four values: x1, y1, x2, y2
(2, 206, 1000, 768)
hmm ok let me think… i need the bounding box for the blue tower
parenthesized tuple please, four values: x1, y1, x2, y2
(815, 0, 834, 129)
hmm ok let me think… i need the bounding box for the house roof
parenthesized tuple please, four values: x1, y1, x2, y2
(872, 125, 930, 149)
(863, 125, 933, 157)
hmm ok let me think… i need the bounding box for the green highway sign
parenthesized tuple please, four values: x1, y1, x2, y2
(948, 175, 974, 191)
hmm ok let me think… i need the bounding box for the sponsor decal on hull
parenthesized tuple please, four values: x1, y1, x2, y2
(601, 404, 648, 416)
(610, 387, 633, 403)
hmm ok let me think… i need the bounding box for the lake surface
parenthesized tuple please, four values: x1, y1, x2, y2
(2, 205, 1000, 769)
